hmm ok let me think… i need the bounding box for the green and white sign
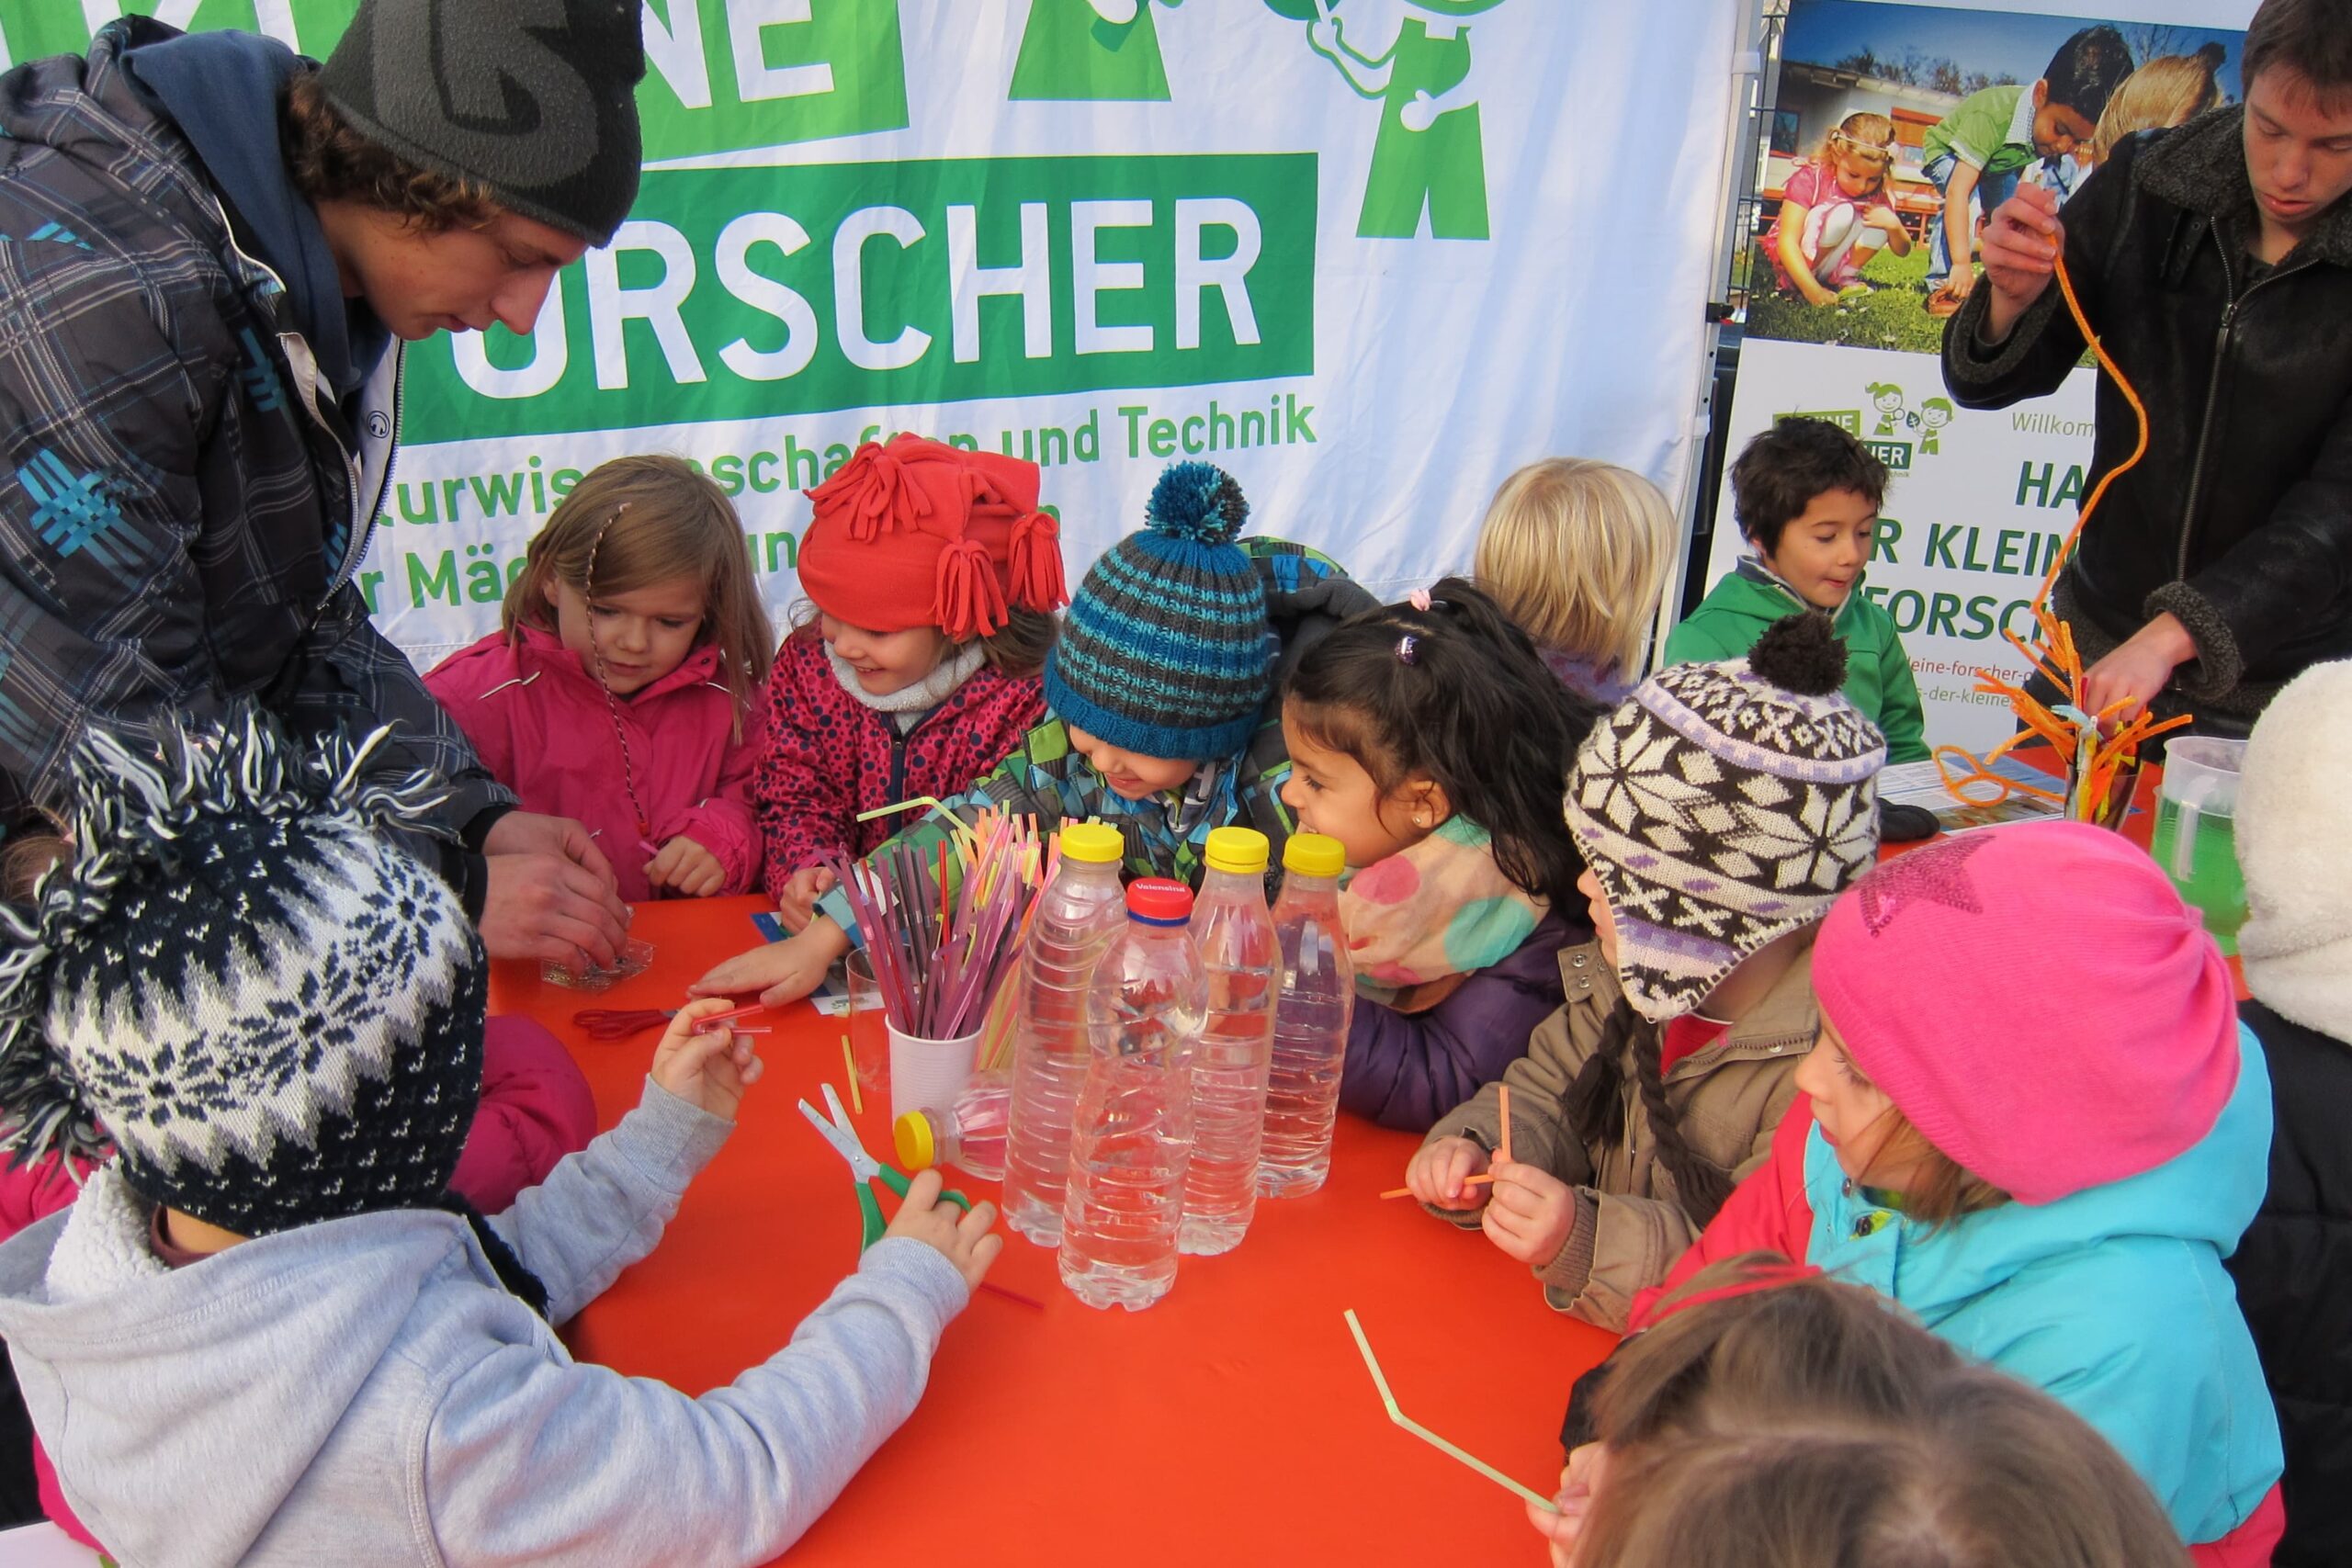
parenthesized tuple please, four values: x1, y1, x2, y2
(6, 0, 1744, 670)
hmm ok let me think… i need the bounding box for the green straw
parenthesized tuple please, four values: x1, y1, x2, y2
(1342, 1309, 1559, 1512)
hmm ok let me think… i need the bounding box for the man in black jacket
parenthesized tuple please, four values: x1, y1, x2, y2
(1941, 0, 2352, 732)
(0, 2, 637, 965)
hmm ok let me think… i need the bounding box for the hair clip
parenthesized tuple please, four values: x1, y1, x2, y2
(1396, 635, 1419, 665)
(1408, 588, 1433, 613)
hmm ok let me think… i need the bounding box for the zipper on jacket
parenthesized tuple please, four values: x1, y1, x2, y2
(887, 726, 911, 804)
(2174, 231, 2293, 581)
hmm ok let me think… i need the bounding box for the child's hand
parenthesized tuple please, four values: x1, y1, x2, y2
(690, 919, 851, 1008)
(1527, 1443, 1608, 1568)
(1481, 1160, 1578, 1269)
(884, 1168, 1003, 1294)
(645, 835, 726, 898)
(650, 998, 764, 1122)
(1865, 207, 1907, 236)
(1407, 1136, 1492, 1210)
(774, 865, 839, 933)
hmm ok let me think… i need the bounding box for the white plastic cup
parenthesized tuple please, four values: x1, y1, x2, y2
(888, 1021, 981, 1122)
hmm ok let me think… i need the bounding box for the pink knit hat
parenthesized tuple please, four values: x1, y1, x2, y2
(1812, 820, 2239, 1206)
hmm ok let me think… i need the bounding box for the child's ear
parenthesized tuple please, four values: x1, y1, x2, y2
(2032, 78, 2049, 109)
(1404, 775, 1453, 830)
(541, 576, 562, 612)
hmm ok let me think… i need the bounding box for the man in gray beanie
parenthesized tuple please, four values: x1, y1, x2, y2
(0, 3, 644, 968)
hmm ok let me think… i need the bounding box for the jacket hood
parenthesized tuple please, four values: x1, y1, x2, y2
(1812, 1022, 2272, 1314)
(0, 19, 228, 250)
(2135, 103, 2352, 270)
(0, 1168, 500, 1563)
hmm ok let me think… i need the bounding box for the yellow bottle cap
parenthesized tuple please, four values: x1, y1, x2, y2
(1204, 825, 1271, 875)
(893, 1111, 938, 1170)
(1059, 821, 1125, 865)
(1283, 831, 1345, 880)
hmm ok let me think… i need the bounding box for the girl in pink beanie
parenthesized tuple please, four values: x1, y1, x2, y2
(1638, 820, 2284, 1567)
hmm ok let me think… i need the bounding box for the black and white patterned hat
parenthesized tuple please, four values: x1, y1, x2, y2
(1566, 614, 1887, 1022)
(0, 712, 486, 1238)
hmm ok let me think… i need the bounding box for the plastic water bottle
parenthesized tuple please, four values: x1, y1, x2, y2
(1260, 833, 1356, 1198)
(1003, 823, 1128, 1247)
(1059, 879, 1205, 1311)
(1178, 827, 1279, 1256)
(893, 1068, 1010, 1182)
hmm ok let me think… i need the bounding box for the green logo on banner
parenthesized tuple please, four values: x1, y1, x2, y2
(403, 152, 1317, 444)
(1266, 0, 1501, 241)
(24, 0, 905, 161)
(1010, 0, 1177, 102)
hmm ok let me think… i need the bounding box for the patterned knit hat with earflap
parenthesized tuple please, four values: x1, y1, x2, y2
(0, 712, 491, 1244)
(1566, 612, 1887, 1022)
(1045, 461, 1272, 761)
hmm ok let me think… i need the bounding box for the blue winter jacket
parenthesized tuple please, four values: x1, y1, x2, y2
(1808, 1026, 2283, 1544)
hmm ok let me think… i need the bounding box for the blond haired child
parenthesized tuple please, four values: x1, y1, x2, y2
(2090, 44, 2228, 164)
(1473, 458, 1677, 708)
(0, 717, 998, 1566)
(1532, 1256, 2191, 1568)
(1767, 113, 1914, 306)
(427, 455, 775, 904)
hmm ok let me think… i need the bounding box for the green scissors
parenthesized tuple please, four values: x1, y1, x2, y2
(797, 1082, 970, 1250)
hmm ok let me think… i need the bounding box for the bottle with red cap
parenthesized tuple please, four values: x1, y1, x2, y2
(1058, 878, 1207, 1312)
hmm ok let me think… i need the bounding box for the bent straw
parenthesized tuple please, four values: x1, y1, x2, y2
(1342, 1309, 1557, 1511)
(1379, 1174, 1493, 1200)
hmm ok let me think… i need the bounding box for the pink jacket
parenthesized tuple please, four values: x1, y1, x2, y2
(756, 628, 1046, 902)
(426, 626, 766, 903)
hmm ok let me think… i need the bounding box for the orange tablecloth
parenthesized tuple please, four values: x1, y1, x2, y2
(489, 899, 1615, 1566)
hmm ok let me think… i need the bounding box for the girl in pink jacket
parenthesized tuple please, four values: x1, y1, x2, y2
(427, 457, 775, 904)
(757, 435, 1067, 930)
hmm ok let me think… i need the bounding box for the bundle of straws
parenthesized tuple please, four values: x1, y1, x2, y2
(823, 810, 1057, 1042)
(1931, 249, 2189, 829)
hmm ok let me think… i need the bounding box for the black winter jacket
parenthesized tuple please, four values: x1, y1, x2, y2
(2224, 999, 2352, 1568)
(0, 21, 510, 889)
(1942, 107, 2352, 720)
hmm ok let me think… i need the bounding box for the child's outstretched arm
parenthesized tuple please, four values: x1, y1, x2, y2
(485, 999, 756, 1322)
(424, 1171, 995, 1566)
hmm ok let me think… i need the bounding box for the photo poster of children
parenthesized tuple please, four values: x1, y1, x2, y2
(1747, 1, 2244, 354)
(1702, 1, 2254, 754)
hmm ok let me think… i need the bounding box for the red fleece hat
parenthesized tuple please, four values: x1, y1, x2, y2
(796, 435, 1069, 641)
(1813, 820, 2240, 1206)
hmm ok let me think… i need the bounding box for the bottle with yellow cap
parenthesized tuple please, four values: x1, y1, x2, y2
(895, 1067, 1011, 1182)
(1179, 826, 1280, 1256)
(1261, 832, 1356, 1197)
(1003, 820, 1130, 1247)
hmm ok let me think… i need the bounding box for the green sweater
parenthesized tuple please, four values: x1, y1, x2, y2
(1662, 565, 1928, 762)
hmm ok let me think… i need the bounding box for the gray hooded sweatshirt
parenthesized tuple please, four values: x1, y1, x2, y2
(0, 1080, 968, 1565)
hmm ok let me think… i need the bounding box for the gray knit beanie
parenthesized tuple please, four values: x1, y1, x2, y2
(2236, 659, 2352, 1039)
(320, 0, 647, 245)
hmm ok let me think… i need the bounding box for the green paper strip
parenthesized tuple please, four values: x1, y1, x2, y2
(1343, 1309, 1558, 1512)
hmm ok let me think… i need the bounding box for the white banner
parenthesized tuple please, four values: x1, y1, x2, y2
(1707, 0, 2254, 752)
(4, 1, 1747, 671)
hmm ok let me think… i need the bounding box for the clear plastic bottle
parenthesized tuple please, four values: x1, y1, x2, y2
(1178, 827, 1279, 1256)
(1059, 879, 1205, 1312)
(1002, 823, 1128, 1247)
(1259, 833, 1356, 1198)
(894, 1067, 1010, 1181)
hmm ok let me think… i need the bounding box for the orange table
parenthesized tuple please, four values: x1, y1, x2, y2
(490, 899, 1614, 1567)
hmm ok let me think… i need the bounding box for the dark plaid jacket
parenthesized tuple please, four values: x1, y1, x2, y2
(0, 21, 508, 874)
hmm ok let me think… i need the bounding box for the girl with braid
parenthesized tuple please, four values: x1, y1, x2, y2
(426, 456, 775, 907)
(1404, 614, 1886, 1333)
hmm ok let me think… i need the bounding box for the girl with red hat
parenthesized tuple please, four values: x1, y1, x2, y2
(755, 435, 1068, 931)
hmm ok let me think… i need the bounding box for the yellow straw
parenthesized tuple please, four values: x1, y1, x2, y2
(842, 1033, 863, 1114)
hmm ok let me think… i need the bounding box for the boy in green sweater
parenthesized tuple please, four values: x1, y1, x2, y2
(1666, 418, 1928, 761)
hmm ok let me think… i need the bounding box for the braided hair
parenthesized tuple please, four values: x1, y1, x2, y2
(1564, 997, 1736, 1226)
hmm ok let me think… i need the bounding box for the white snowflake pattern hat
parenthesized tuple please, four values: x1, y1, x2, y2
(0, 709, 486, 1238)
(1566, 614, 1888, 1022)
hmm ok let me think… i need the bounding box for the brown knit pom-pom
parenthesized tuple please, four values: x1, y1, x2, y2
(1747, 611, 1849, 696)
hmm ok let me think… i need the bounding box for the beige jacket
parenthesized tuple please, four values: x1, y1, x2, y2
(1422, 936, 1817, 1331)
